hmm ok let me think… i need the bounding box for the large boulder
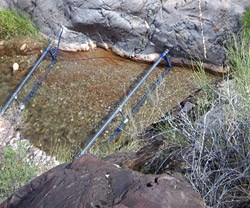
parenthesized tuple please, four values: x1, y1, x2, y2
(2, 0, 250, 72)
(1, 154, 204, 208)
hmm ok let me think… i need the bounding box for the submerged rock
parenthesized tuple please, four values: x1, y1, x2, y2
(1, 154, 204, 208)
(12, 62, 19, 73)
(20, 43, 27, 51)
(3, 0, 250, 72)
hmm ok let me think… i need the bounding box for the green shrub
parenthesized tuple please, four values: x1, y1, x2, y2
(241, 6, 250, 37)
(48, 141, 78, 163)
(0, 143, 37, 203)
(0, 9, 38, 39)
(227, 26, 250, 96)
(149, 30, 250, 207)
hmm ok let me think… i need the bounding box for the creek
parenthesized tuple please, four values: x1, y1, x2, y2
(0, 44, 205, 155)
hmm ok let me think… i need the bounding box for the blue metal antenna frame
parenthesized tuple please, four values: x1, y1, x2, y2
(78, 49, 170, 157)
(107, 54, 172, 144)
(0, 27, 63, 117)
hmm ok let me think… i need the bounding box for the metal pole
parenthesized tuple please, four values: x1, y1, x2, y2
(23, 59, 56, 106)
(107, 55, 172, 143)
(0, 44, 52, 117)
(0, 27, 63, 116)
(78, 49, 169, 157)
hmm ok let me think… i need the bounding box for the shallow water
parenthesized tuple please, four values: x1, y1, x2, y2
(1, 48, 202, 154)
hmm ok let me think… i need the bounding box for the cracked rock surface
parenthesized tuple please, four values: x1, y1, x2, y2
(2, 0, 250, 72)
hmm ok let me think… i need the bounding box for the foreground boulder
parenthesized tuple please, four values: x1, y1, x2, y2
(1, 0, 250, 72)
(1, 154, 204, 208)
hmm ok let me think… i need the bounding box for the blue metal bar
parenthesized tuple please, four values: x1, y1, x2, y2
(0, 44, 52, 117)
(0, 27, 63, 117)
(23, 59, 56, 106)
(78, 49, 170, 157)
(107, 55, 172, 144)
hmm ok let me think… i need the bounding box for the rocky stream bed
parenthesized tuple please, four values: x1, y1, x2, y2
(0, 37, 210, 207)
(0, 1, 249, 206)
(0, 37, 205, 158)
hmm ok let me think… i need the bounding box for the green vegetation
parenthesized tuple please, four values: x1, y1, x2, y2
(48, 141, 79, 163)
(0, 143, 37, 203)
(90, 133, 142, 158)
(241, 6, 250, 37)
(0, 5, 249, 208)
(136, 9, 250, 207)
(196, 31, 249, 207)
(0, 9, 38, 39)
(148, 28, 250, 207)
(0, 137, 74, 203)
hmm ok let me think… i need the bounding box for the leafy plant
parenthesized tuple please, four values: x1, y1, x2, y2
(241, 6, 250, 37)
(0, 143, 37, 203)
(0, 9, 38, 39)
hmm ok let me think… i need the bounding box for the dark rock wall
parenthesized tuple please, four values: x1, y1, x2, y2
(1, 0, 250, 71)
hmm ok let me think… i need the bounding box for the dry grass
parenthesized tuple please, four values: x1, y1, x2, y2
(149, 30, 250, 207)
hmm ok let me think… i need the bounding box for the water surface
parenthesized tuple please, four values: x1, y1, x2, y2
(0, 48, 203, 154)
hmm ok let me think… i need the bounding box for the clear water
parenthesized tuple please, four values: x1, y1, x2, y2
(0, 48, 204, 155)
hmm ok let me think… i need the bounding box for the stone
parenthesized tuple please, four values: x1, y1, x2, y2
(20, 43, 27, 51)
(1, 154, 205, 208)
(0, 119, 14, 149)
(12, 63, 19, 72)
(4, 0, 250, 72)
(180, 101, 195, 114)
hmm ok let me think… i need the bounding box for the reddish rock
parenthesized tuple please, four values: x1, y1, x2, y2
(1, 154, 204, 208)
